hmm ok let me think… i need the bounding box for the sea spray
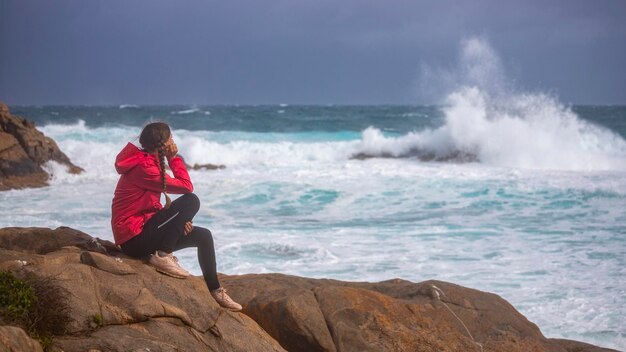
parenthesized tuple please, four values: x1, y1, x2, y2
(353, 37, 626, 170)
(442, 86, 626, 170)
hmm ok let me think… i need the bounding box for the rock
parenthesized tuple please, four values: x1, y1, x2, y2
(0, 226, 119, 255)
(185, 162, 226, 170)
(355, 279, 546, 345)
(350, 150, 478, 163)
(545, 339, 617, 352)
(79, 251, 135, 275)
(220, 273, 619, 352)
(0, 325, 44, 352)
(0, 227, 286, 352)
(314, 285, 475, 352)
(245, 287, 336, 352)
(0, 103, 83, 191)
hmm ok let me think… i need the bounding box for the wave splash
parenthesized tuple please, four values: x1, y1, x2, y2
(351, 37, 626, 171)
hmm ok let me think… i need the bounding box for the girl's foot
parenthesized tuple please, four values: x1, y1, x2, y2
(149, 251, 190, 279)
(210, 287, 242, 311)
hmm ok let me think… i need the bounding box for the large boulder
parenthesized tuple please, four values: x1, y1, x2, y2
(221, 274, 618, 352)
(0, 103, 83, 191)
(0, 227, 285, 352)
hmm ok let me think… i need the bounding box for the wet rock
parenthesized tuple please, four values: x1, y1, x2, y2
(185, 162, 226, 170)
(0, 103, 83, 191)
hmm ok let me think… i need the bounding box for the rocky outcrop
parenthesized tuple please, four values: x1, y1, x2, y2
(221, 274, 616, 352)
(0, 227, 285, 352)
(0, 103, 83, 191)
(0, 226, 617, 352)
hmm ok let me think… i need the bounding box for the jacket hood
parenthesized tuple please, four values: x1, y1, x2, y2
(115, 143, 152, 175)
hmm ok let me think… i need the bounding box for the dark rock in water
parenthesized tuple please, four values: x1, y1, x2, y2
(185, 162, 226, 170)
(0, 103, 84, 191)
(351, 149, 478, 163)
(0, 226, 618, 352)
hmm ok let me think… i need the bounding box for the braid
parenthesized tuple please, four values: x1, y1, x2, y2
(139, 122, 173, 209)
(157, 146, 172, 209)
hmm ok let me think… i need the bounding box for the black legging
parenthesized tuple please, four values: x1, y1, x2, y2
(120, 193, 220, 291)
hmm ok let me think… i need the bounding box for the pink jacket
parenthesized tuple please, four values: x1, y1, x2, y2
(111, 142, 193, 245)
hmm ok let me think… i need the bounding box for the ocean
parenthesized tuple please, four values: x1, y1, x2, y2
(2, 95, 625, 350)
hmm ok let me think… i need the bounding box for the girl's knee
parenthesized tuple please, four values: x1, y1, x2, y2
(182, 193, 200, 212)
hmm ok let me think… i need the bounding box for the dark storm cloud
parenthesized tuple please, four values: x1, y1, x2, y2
(0, 0, 624, 105)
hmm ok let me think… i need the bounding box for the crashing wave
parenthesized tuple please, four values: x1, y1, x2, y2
(349, 38, 626, 171)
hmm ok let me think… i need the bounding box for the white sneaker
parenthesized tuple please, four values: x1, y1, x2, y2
(210, 287, 242, 312)
(149, 251, 190, 279)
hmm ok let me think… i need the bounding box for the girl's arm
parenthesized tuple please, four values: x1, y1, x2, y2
(134, 156, 194, 194)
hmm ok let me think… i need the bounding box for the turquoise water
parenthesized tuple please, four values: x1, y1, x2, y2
(2, 102, 626, 350)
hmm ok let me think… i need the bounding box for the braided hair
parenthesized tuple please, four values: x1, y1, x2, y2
(139, 122, 173, 209)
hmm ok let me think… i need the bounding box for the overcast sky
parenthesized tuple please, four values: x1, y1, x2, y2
(0, 0, 625, 105)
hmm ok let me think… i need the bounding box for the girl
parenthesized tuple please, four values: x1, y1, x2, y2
(111, 122, 241, 311)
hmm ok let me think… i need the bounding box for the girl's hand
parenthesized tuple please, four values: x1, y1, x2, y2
(165, 138, 178, 159)
(184, 221, 193, 236)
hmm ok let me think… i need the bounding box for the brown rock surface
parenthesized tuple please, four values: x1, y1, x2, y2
(0, 226, 617, 352)
(0, 103, 83, 191)
(0, 227, 286, 352)
(221, 273, 619, 352)
(0, 325, 44, 352)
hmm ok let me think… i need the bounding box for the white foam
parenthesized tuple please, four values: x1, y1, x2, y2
(39, 105, 626, 178)
(443, 87, 626, 170)
(42, 161, 80, 182)
(41, 119, 89, 134)
(176, 134, 355, 167)
(39, 121, 137, 182)
(354, 38, 626, 171)
(172, 108, 200, 115)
